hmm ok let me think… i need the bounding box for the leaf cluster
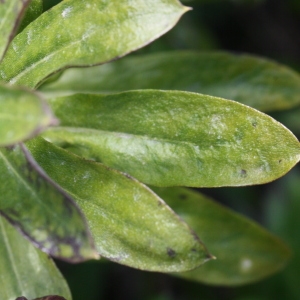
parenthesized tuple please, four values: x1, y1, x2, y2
(0, 0, 299, 299)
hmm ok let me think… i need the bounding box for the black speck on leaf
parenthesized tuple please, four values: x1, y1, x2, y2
(167, 247, 176, 258)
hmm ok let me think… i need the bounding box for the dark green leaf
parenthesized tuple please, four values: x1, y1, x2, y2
(39, 51, 300, 112)
(0, 144, 98, 262)
(153, 187, 291, 286)
(0, 83, 55, 147)
(0, 0, 189, 88)
(0, 0, 31, 61)
(44, 90, 300, 187)
(0, 216, 71, 299)
(27, 137, 213, 272)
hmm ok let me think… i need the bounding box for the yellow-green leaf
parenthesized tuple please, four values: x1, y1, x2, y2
(27, 137, 212, 272)
(153, 187, 291, 286)
(44, 90, 300, 187)
(0, 216, 72, 300)
(0, 83, 55, 147)
(18, 0, 43, 33)
(0, 0, 188, 88)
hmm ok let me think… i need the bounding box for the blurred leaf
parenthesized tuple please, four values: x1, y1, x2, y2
(0, 83, 55, 147)
(40, 51, 300, 112)
(0, 216, 71, 300)
(44, 90, 300, 187)
(0, 0, 31, 61)
(18, 0, 43, 33)
(27, 137, 213, 272)
(152, 187, 291, 286)
(0, 0, 189, 88)
(0, 144, 98, 262)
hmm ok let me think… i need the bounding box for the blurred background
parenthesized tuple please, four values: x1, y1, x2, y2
(44, 0, 300, 299)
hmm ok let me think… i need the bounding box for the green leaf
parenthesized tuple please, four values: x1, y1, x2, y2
(44, 90, 300, 187)
(0, 144, 98, 262)
(18, 0, 43, 33)
(0, 0, 189, 88)
(27, 137, 213, 272)
(39, 51, 300, 112)
(152, 187, 291, 286)
(0, 83, 55, 147)
(0, 216, 71, 300)
(0, 0, 31, 61)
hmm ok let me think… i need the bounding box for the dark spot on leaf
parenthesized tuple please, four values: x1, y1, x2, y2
(191, 248, 197, 252)
(179, 194, 187, 200)
(157, 200, 162, 206)
(241, 169, 247, 177)
(167, 247, 176, 258)
(279, 159, 282, 163)
(252, 122, 257, 127)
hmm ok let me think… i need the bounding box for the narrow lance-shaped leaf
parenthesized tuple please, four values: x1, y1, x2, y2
(0, 144, 98, 262)
(0, 216, 71, 300)
(39, 51, 300, 112)
(0, 0, 31, 61)
(18, 0, 43, 34)
(0, 0, 189, 88)
(0, 83, 55, 147)
(27, 137, 213, 272)
(152, 187, 291, 286)
(44, 90, 300, 187)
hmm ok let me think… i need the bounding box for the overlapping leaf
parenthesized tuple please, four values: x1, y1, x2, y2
(0, 0, 188, 88)
(0, 144, 98, 262)
(44, 90, 300, 187)
(18, 0, 43, 33)
(0, 83, 54, 147)
(152, 187, 291, 285)
(0, 0, 31, 61)
(40, 51, 300, 112)
(0, 216, 71, 300)
(27, 137, 212, 272)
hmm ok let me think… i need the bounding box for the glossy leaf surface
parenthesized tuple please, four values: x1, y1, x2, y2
(45, 90, 300, 187)
(0, 0, 31, 60)
(153, 187, 291, 285)
(27, 137, 212, 272)
(0, 0, 188, 88)
(40, 51, 300, 112)
(0, 144, 98, 262)
(0, 83, 54, 147)
(18, 0, 43, 33)
(0, 216, 71, 300)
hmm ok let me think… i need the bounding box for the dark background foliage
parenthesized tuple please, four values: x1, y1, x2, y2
(43, 0, 300, 299)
